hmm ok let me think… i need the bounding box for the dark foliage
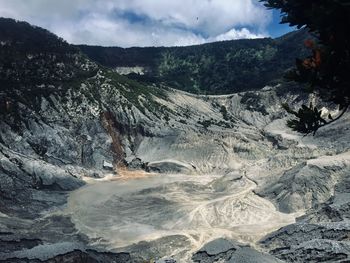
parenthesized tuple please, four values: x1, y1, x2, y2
(0, 17, 171, 128)
(0, 18, 97, 116)
(261, 0, 350, 134)
(78, 30, 309, 95)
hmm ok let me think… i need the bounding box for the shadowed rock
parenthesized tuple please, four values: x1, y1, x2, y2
(192, 238, 282, 263)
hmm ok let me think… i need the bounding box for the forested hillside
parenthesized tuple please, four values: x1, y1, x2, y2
(78, 29, 310, 94)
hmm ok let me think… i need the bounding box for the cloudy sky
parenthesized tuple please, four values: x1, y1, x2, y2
(0, 0, 293, 47)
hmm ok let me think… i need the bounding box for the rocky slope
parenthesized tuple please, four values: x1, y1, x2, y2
(1, 18, 350, 262)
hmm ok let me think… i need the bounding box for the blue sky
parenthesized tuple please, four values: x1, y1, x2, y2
(268, 9, 295, 38)
(0, 0, 295, 47)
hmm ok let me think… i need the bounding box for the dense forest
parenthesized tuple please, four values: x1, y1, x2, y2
(0, 18, 98, 115)
(79, 29, 309, 94)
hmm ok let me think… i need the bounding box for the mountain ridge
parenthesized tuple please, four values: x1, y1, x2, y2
(78, 29, 310, 94)
(1, 17, 350, 263)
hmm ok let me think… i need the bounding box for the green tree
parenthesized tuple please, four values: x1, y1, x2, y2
(261, 0, 350, 134)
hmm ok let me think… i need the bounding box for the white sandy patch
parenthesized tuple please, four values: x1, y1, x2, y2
(66, 172, 298, 261)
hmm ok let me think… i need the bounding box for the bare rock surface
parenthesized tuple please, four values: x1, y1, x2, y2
(192, 238, 282, 263)
(261, 170, 350, 262)
(2, 18, 350, 263)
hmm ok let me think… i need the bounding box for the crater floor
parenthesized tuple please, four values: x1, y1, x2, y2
(66, 172, 298, 261)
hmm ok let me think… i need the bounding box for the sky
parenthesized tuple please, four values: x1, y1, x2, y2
(0, 0, 294, 47)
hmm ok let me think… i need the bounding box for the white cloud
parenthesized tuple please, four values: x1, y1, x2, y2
(0, 0, 272, 47)
(213, 28, 266, 42)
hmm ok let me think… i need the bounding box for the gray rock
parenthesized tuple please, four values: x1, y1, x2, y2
(228, 247, 282, 263)
(198, 238, 240, 256)
(0, 249, 132, 263)
(155, 258, 177, 263)
(127, 157, 146, 170)
(2, 22, 350, 263)
(146, 160, 194, 174)
(192, 238, 282, 263)
(102, 160, 114, 171)
(261, 172, 350, 262)
(257, 155, 350, 213)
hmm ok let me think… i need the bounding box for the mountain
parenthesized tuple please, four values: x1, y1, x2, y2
(1, 17, 350, 263)
(78, 29, 310, 94)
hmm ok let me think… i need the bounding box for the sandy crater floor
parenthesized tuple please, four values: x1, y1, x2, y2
(66, 171, 299, 261)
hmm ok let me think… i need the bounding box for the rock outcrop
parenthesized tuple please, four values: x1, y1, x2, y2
(192, 238, 282, 263)
(261, 170, 350, 262)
